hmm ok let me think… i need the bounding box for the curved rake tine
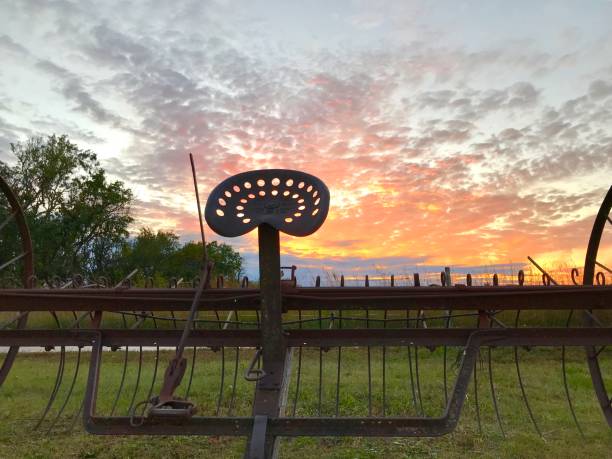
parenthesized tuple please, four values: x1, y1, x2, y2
(140, 287, 161, 413)
(487, 345, 505, 437)
(125, 309, 148, 416)
(335, 309, 342, 417)
(34, 312, 65, 430)
(46, 346, 82, 434)
(362, 275, 372, 416)
(366, 308, 372, 416)
(473, 313, 482, 434)
(110, 314, 129, 416)
(127, 346, 144, 415)
(474, 362, 482, 434)
(513, 310, 542, 437)
(228, 310, 240, 416)
(334, 276, 346, 417)
(443, 309, 453, 406)
(46, 311, 82, 434)
(415, 310, 425, 416)
(318, 308, 323, 416)
(214, 310, 225, 416)
(292, 309, 303, 417)
(382, 309, 387, 417)
(406, 310, 418, 413)
(137, 337, 160, 420)
(35, 345, 66, 430)
(562, 310, 585, 437)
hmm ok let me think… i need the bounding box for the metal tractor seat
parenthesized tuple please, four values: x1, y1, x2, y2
(204, 169, 329, 237)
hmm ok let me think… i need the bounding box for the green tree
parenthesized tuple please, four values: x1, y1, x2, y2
(123, 228, 243, 285)
(0, 135, 133, 280)
(123, 228, 180, 279)
(168, 240, 243, 283)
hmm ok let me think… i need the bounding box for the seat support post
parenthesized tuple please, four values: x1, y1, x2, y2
(246, 223, 290, 458)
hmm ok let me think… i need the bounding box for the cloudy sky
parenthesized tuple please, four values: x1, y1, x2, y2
(1, 0, 611, 281)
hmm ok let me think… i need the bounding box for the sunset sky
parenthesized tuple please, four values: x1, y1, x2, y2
(1, 1, 611, 281)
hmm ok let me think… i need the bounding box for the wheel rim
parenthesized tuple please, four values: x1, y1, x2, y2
(583, 185, 612, 425)
(0, 175, 33, 387)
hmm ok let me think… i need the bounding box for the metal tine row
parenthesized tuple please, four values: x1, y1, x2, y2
(33, 275, 89, 432)
(9, 261, 606, 431)
(292, 272, 429, 419)
(285, 266, 601, 439)
(27, 271, 256, 431)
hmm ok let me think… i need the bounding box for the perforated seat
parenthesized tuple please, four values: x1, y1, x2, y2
(205, 169, 329, 237)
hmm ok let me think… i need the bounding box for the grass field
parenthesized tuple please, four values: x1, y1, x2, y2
(0, 343, 611, 458)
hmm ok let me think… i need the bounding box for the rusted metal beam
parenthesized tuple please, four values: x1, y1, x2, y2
(0, 285, 610, 311)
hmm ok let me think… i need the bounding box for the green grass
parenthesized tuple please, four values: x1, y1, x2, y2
(0, 345, 611, 458)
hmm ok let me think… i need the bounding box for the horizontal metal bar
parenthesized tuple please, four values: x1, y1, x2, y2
(1, 328, 611, 348)
(82, 416, 455, 437)
(85, 416, 254, 436)
(0, 329, 260, 347)
(284, 286, 612, 310)
(269, 417, 454, 437)
(0, 285, 610, 311)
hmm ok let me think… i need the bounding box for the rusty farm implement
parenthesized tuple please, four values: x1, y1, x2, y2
(0, 165, 611, 458)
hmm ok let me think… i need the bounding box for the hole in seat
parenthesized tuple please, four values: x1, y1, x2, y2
(216, 209, 225, 216)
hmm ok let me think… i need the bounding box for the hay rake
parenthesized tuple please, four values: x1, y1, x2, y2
(0, 165, 611, 458)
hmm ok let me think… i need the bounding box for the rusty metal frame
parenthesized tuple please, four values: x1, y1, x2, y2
(0, 171, 610, 458)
